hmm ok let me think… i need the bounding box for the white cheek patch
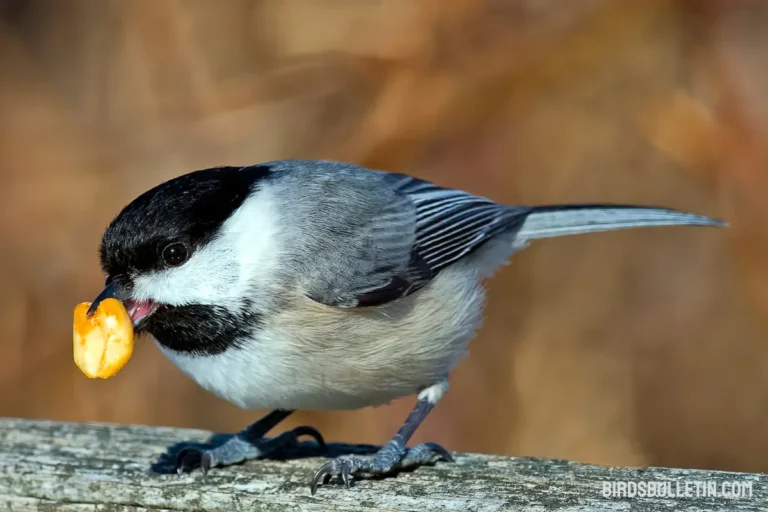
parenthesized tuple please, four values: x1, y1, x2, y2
(131, 246, 238, 307)
(131, 185, 281, 310)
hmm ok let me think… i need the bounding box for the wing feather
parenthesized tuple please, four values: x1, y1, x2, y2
(304, 170, 523, 308)
(396, 176, 525, 273)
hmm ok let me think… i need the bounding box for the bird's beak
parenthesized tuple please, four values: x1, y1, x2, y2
(86, 281, 128, 317)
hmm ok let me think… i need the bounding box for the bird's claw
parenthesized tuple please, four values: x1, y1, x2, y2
(403, 442, 455, 465)
(309, 442, 453, 495)
(175, 447, 202, 475)
(200, 452, 213, 475)
(310, 457, 360, 494)
(174, 425, 325, 475)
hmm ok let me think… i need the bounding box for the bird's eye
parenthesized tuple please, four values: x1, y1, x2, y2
(162, 242, 189, 267)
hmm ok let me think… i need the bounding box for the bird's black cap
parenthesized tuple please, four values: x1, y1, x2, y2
(99, 165, 271, 286)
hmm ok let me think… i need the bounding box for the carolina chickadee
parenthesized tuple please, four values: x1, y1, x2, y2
(88, 160, 725, 493)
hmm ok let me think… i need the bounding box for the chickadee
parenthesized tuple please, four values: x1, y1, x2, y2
(88, 160, 725, 493)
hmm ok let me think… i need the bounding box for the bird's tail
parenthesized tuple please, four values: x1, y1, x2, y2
(515, 204, 726, 240)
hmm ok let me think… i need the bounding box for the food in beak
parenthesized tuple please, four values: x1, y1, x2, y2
(73, 298, 134, 379)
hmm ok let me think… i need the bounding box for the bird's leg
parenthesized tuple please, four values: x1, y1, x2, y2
(310, 380, 454, 494)
(175, 409, 325, 474)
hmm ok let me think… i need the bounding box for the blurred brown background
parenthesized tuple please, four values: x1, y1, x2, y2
(1, 0, 767, 475)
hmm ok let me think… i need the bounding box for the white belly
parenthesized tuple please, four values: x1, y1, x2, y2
(155, 236, 522, 411)
(158, 338, 416, 410)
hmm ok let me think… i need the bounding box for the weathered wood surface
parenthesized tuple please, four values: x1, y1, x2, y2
(0, 418, 764, 511)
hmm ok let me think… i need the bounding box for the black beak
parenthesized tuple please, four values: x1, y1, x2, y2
(86, 281, 127, 317)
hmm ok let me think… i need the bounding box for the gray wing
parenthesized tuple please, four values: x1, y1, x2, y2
(296, 162, 723, 308)
(304, 171, 525, 308)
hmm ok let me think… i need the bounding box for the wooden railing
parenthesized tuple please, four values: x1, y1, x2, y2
(0, 418, 763, 511)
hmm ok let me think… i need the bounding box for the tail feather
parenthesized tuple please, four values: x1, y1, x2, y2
(516, 204, 726, 240)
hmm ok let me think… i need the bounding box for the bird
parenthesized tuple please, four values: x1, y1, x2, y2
(87, 159, 726, 494)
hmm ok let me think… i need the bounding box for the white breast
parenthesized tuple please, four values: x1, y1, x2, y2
(156, 339, 300, 410)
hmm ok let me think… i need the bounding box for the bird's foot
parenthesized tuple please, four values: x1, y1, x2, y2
(175, 425, 325, 475)
(310, 440, 453, 494)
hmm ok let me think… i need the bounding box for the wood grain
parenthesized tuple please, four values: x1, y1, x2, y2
(0, 418, 764, 511)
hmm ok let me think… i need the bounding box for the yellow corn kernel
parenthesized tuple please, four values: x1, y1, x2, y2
(73, 298, 134, 379)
